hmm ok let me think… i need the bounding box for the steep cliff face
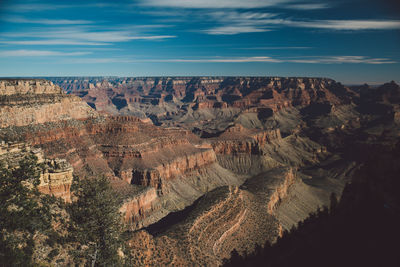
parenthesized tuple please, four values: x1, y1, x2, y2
(3, 77, 385, 266)
(38, 158, 74, 202)
(0, 141, 73, 202)
(50, 77, 351, 106)
(119, 187, 163, 229)
(267, 169, 296, 214)
(0, 79, 246, 229)
(48, 77, 357, 141)
(0, 79, 96, 128)
(119, 148, 217, 190)
(0, 79, 61, 95)
(211, 125, 282, 155)
(49, 77, 353, 125)
(129, 167, 299, 266)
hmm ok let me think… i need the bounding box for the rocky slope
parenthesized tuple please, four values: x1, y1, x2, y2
(48, 77, 354, 133)
(0, 79, 244, 230)
(3, 77, 399, 266)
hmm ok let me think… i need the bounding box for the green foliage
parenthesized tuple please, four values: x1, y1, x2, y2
(0, 155, 54, 266)
(67, 175, 126, 266)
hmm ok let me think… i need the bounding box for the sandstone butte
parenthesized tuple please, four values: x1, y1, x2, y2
(2, 77, 399, 266)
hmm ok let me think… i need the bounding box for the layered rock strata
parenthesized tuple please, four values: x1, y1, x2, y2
(210, 124, 282, 155)
(0, 141, 73, 202)
(0, 79, 96, 128)
(129, 168, 298, 266)
(49, 77, 354, 131)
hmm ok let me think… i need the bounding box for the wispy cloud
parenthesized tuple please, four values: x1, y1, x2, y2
(290, 20, 400, 30)
(287, 56, 397, 64)
(151, 56, 282, 63)
(203, 15, 400, 34)
(140, 0, 290, 9)
(0, 40, 109, 46)
(235, 46, 311, 50)
(65, 55, 396, 64)
(283, 3, 331, 10)
(3, 16, 93, 25)
(5, 3, 69, 11)
(205, 26, 271, 35)
(203, 11, 277, 34)
(6, 3, 120, 12)
(0, 50, 91, 57)
(1, 26, 176, 46)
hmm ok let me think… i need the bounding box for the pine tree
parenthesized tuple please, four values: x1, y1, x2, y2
(67, 175, 126, 266)
(0, 155, 53, 266)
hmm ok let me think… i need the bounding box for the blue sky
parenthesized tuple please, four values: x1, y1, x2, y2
(0, 0, 399, 84)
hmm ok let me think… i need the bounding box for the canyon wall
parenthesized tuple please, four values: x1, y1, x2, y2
(48, 77, 354, 130)
(4, 78, 397, 265)
(129, 167, 298, 266)
(0, 79, 97, 128)
(119, 187, 162, 229)
(0, 141, 73, 202)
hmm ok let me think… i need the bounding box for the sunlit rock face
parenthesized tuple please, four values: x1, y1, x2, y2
(50, 76, 353, 115)
(3, 77, 400, 266)
(0, 141, 73, 202)
(0, 79, 97, 128)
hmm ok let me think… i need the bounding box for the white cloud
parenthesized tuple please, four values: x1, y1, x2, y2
(3, 16, 93, 25)
(1, 27, 177, 46)
(152, 56, 282, 63)
(235, 46, 311, 50)
(6, 3, 120, 12)
(129, 35, 176, 40)
(203, 15, 400, 34)
(203, 11, 277, 35)
(205, 26, 270, 35)
(287, 56, 397, 64)
(291, 20, 400, 30)
(284, 3, 330, 10)
(0, 40, 109, 46)
(140, 0, 290, 9)
(0, 50, 91, 57)
(69, 55, 395, 64)
(5, 4, 68, 11)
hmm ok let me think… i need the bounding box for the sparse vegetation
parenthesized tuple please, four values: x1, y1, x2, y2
(0, 155, 55, 266)
(67, 175, 127, 266)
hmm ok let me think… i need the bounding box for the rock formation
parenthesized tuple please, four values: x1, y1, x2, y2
(2, 77, 399, 266)
(47, 77, 357, 139)
(0, 141, 73, 202)
(0, 79, 96, 128)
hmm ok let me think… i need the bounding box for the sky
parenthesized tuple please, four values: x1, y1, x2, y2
(0, 0, 399, 84)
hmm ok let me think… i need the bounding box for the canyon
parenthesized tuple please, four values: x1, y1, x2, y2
(1, 77, 399, 266)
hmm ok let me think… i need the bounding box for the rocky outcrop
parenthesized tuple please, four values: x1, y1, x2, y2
(121, 148, 217, 190)
(128, 167, 298, 266)
(49, 76, 353, 118)
(0, 141, 73, 202)
(0, 79, 61, 95)
(0, 79, 96, 128)
(211, 125, 282, 155)
(267, 168, 296, 214)
(120, 187, 162, 229)
(39, 159, 73, 202)
(1, 77, 378, 265)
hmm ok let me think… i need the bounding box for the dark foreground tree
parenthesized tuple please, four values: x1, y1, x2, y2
(0, 155, 54, 266)
(68, 176, 126, 266)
